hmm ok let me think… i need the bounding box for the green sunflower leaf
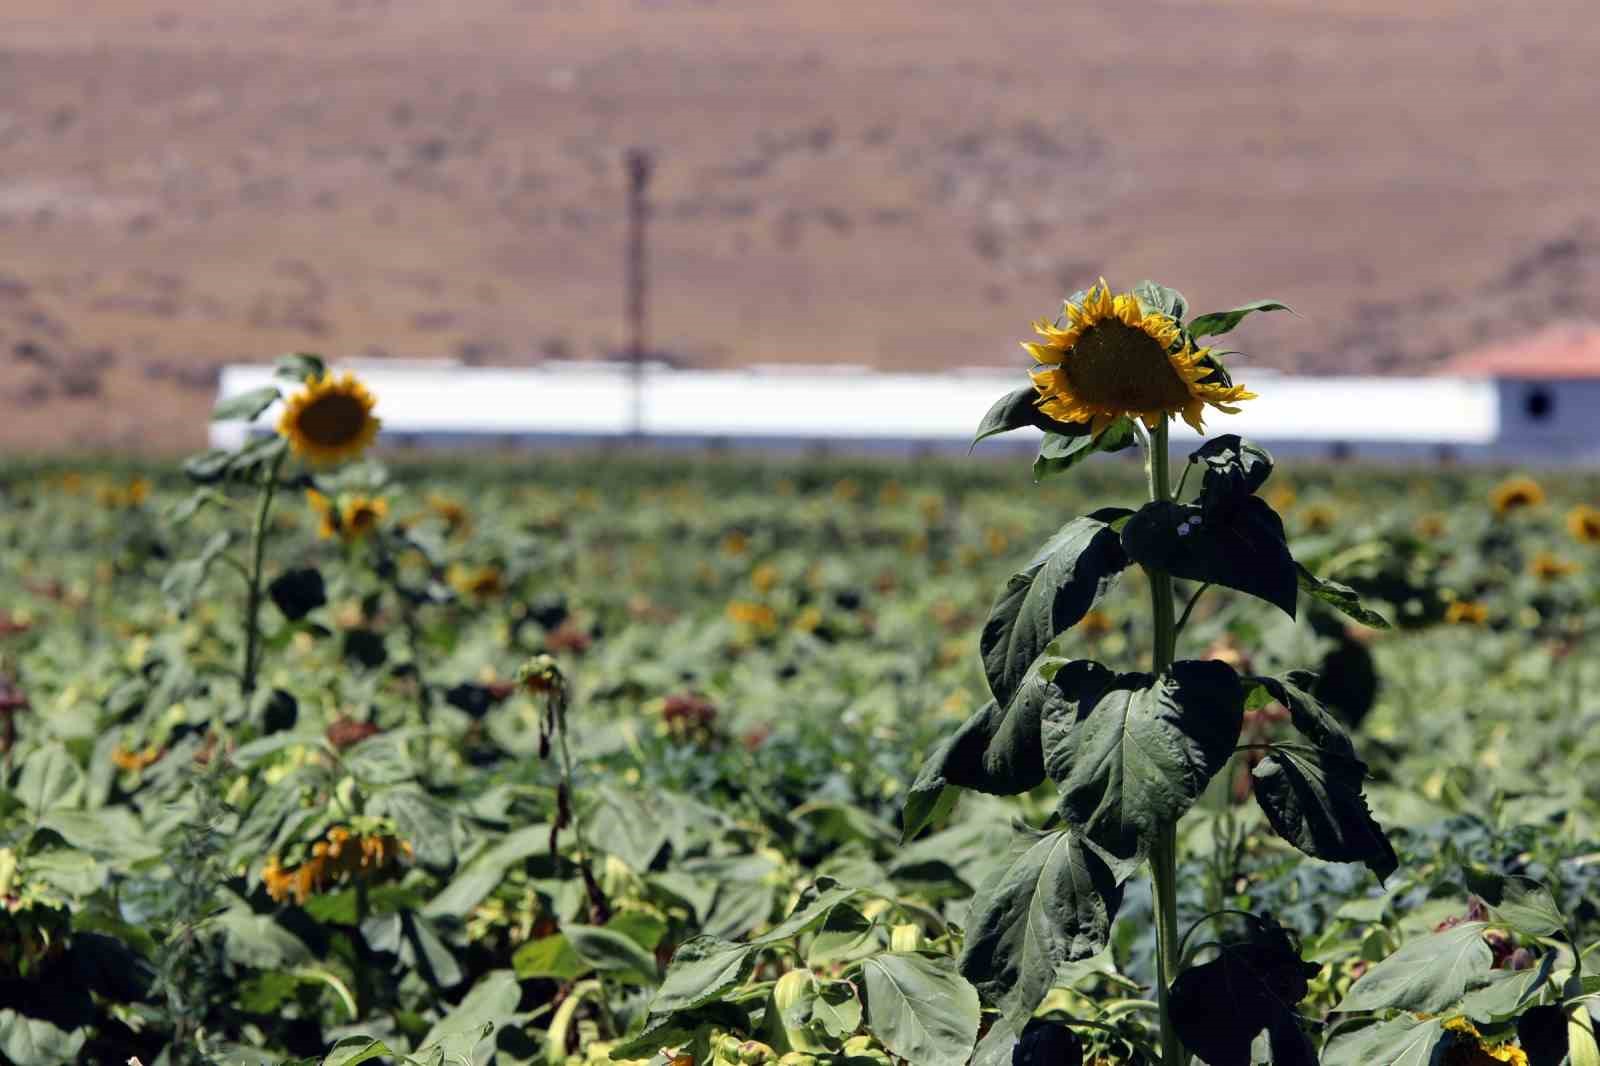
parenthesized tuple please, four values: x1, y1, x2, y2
(211, 385, 281, 423)
(275, 351, 326, 384)
(957, 826, 1122, 1027)
(1044, 660, 1244, 868)
(1296, 564, 1392, 629)
(903, 658, 1115, 839)
(973, 386, 1092, 450)
(1321, 1013, 1447, 1066)
(1032, 420, 1138, 481)
(860, 952, 980, 1066)
(1188, 300, 1293, 339)
(1132, 280, 1189, 323)
(1333, 921, 1493, 1014)
(979, 511, 1130, 708)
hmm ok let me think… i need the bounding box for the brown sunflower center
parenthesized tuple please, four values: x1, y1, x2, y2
(1062, 321, 1192, 410)
(294, 392, 369, 447)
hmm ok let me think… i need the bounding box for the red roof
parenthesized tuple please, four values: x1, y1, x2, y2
(1440, 321, 1600, 379)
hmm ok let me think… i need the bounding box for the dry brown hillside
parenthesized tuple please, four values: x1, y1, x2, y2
(3, 0, 1600, 452)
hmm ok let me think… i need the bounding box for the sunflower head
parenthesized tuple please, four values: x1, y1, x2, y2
(1444, 600, 1490, 626)
(1490, 476, 1544, 516)
(1529, 551, 1578, 580)
(1567, 504, 1600, 544)
(1440, 1017, 1528, 1066)
(1024, 279, 1256, 434)
(340, 495, 389, 540)
(277, 372, 380, 465)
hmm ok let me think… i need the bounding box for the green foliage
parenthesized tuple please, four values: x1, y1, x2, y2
(1, 441, 1597, 1065)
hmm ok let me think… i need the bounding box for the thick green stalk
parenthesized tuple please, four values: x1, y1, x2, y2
(1145, 418, 1187, 1066)
(241, 449, 288, 699)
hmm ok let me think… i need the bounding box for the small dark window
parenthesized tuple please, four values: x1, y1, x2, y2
(1525, 386, 1555, 421)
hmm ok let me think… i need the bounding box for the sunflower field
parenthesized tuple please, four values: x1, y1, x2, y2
(4, 321, 1600, 1066)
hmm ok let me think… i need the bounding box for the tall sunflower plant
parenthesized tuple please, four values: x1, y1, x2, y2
(170, 353, 384, 702)
(918, 279, 1402, 1065)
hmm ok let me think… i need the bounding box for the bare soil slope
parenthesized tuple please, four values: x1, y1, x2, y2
(3, 0, 1599, 451)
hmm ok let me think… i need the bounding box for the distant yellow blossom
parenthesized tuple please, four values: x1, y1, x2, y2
(1490, 476, 1544, 515)
(1444, 601, 1490, 626)
(262, 826, 413, 905)
(726, 601, 778, 632)
(1529, 551, 1578, 580)
(1567, 505, 1600, 544)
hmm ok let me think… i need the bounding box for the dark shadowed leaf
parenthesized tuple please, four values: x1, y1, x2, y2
(1519, 1005, 1570, 1066)
(904, 659, 1117, 841)
(1045, 660, 1243, 868)
(1297, 564, 1392, 629)
(980, 511, 1131, 708)
(1252, 747, 1398, 881)
(1123, 497, 1297, 618)
(1169, 923, 1320, 1066)
(1190, 434, 1274, 516)
(959, 827, 1121, 1026)
(268, 567, 326, 621)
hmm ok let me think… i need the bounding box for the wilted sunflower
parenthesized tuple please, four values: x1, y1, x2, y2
(1567, 504, 1600, 544)
(277, 372, 380, 465)
(1489, 476, 1544, 515)
(1025, 279, 1256, 434)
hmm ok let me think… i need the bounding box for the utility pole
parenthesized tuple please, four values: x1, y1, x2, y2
(624, 147, 653, 439)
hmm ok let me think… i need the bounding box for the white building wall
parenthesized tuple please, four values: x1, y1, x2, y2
(211, 362, 1582, 462)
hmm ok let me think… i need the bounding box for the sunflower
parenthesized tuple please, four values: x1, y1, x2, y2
(261, 825, 413, 905)
(1529, 551, 1578, 580)
(1444, 600, 1490, 626)
(1567, 504, 1600, 544)
(1489, 476, 1544, 516)
(448, 563, 505, 599)
(277, 372, 380, 465)
(306, 490, 339, 539)
(341, 495, 388, 539)
(1440, 1017, 1528, 1066)
(1025, 279, 1256, 434)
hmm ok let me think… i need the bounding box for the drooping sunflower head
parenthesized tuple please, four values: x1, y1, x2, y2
(1025, 279, 1256, 434)
(1567, 504, 1600, 543)
(1489, 476, 1544, 516)
(277, 371, 381, 465)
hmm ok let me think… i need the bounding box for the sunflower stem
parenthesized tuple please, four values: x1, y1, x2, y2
(241, 449, 288, 701)
(1145, 416, 1188, 1066)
